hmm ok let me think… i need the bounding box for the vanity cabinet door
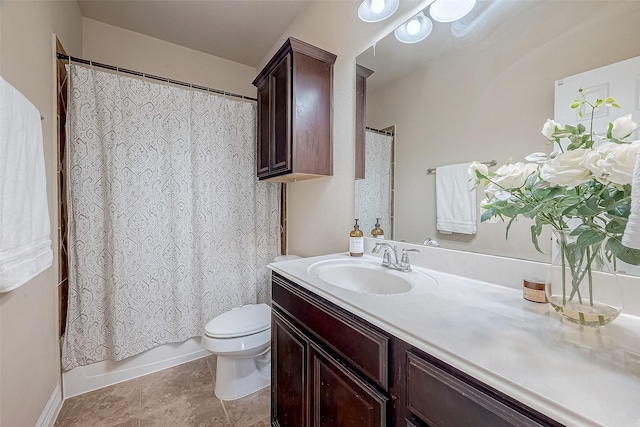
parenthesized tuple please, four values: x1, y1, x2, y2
(310, 342, 387, 427)
(406, 352, 548, 427)
(272, 310, 309, 427)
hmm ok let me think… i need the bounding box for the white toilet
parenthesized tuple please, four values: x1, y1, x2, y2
(201, 303, 272, 400)
(201, 255, 300, 400)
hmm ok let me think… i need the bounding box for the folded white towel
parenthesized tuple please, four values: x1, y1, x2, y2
(436, 162, 476, 235)
(0, 76, 53, 292)
(623, 149, 640, 249)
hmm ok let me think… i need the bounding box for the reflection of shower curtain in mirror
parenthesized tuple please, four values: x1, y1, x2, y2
(355, 131, 393, 238)
(62, 65, 280, 370)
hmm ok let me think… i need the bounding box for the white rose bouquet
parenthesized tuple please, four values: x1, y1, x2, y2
(471, 88, 640, 266)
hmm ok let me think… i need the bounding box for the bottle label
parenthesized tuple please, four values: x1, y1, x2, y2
(523, 287, 547, 303)
(376, 235, 385, 239)
(349, 237, 364, 254)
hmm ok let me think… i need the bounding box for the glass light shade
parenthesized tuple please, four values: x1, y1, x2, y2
(394, 12, 433, 44)
(429, 0, 477, 23)
(358, 0, 400, 23)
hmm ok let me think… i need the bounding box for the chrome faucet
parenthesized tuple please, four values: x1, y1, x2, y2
(372, 243, 399, 268)
(422, 238, 440, 247)
(372, 243, 420, 272)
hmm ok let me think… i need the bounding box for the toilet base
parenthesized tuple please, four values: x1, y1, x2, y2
(214, 351, 270, 400)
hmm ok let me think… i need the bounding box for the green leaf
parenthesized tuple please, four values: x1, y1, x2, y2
(575, 229, 606, 247)
(604, 97, 616, 104)
(612, 103, 621, 109)
(570, 103, 580, 109)
(607, 237, 640, 265)
(531, 222, 543, 253)
(480, 207, 497, 223)
(609, 203, 631, 218)
(577, 123, 586, 134)
(605, 220, 625, 234)
(607, 122, 614, 139)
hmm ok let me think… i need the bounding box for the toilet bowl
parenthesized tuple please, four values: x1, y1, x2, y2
(201, 255, 301, 400)
(201, 303, 272, 400)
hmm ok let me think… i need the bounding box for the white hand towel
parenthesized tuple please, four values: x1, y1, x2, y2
(0, 76, 53, 292)
(436, 162, 476, 235)
(623, 149, 640, 249)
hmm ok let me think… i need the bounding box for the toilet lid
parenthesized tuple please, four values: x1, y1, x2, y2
(204, 303, 271, 338)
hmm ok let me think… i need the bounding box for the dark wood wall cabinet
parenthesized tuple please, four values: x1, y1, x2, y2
(271, 273, 564, 427)
(355, 64, 373, 180)
(252, 38, 336, 182)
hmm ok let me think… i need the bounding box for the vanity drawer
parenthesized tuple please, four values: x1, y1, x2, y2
(406, 352, 547, 427)
(272, 273, 389, 390)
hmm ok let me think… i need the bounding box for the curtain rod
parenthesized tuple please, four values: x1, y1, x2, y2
(56, 53, 257, 102)
(426, 159, 497, 175)
(366, 126, 395, 136)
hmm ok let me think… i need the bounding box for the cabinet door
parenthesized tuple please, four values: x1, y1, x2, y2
(270, 54, 292, 174)
(310, 342, 387, 427)
(272, 310, 309, 427)
(256, 79, 271, 177)
(406, 353, 546, 427)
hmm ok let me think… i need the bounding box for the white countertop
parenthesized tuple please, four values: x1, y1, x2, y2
(269, 252, 640, 427)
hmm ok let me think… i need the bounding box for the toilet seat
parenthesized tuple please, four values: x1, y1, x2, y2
(204, 303, 271, 339)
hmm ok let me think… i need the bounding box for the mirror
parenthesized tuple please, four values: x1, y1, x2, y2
(356, 0, 640, 263)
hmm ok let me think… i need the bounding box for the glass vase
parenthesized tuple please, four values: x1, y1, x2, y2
(545, 229, 623, 327)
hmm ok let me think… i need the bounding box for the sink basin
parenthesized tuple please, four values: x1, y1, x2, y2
(307, 258, 438, 295)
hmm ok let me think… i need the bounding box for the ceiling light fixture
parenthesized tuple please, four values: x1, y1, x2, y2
(358, 0, 400, 23)
(429, 0, 477, 23)
(394, 12, 433, 44)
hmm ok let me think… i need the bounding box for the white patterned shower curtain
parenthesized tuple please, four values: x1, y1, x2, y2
(62, 65, 280, 370)
(355, 130, 393, 238)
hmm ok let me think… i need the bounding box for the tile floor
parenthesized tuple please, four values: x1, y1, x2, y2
(54, 355, 270, 427)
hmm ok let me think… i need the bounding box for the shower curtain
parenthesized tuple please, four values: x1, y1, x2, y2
(355, 130, 393, 238)
(62, 65, 280, 370)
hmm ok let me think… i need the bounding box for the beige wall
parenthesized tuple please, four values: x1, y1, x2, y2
(0, 1, 82, 426)
(82, 18, 257, 98)
(259, 1, 430, 257)
(367, 1, 640, 262)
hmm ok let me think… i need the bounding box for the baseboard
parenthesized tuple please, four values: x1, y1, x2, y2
(62, 337, 209, 398)
(35, 385, 63, 427)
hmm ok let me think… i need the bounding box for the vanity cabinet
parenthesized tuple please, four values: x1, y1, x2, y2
(355, 64, 374, 180)
(271, 273, 563, 427)
(272, 273, 388, 426)
(253, 38, 336, 182)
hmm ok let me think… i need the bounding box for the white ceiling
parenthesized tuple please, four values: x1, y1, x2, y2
(77, 0, 313, 68)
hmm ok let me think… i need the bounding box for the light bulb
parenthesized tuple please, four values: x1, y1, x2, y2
(371, 0, 385, 14)
(406, 18, 421, 35)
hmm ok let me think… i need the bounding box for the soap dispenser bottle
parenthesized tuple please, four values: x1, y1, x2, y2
(371, 218, 385, 239)
(349, 219, 364, 257)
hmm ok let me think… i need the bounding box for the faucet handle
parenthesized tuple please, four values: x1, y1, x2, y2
(382, 249, 392, 267)
(399, 248, 419, 272)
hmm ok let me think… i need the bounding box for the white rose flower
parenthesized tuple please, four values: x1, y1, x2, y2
(540, 149, 592, 187)
(491, 162, 538, 190)
(468, 161, 489, 178)
(611, 114, 638, 140)
(584, 141, 640, 185)
(541, 119, 562, 139)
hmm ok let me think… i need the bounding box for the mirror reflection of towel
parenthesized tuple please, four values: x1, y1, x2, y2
(435, 162, 476, 235)
(0, 77, 53, 292)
